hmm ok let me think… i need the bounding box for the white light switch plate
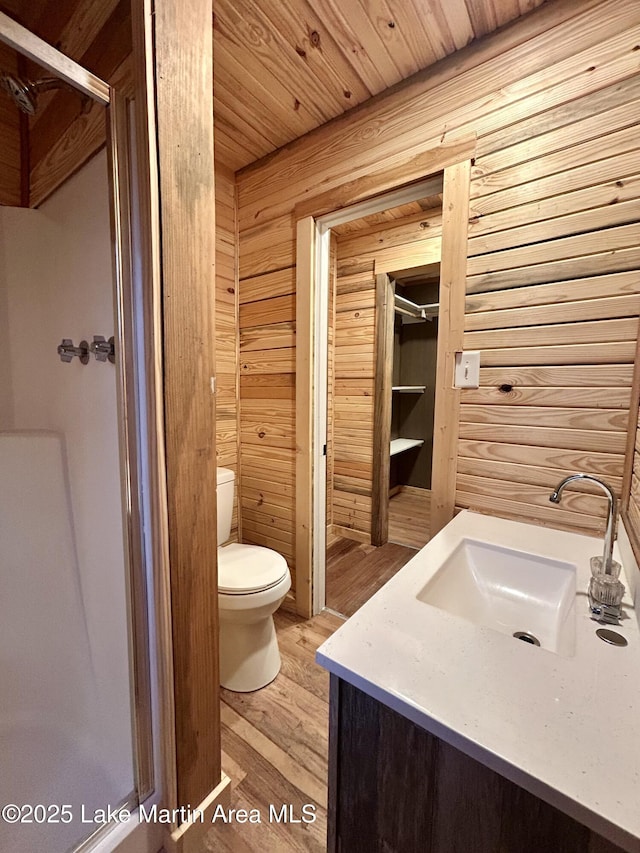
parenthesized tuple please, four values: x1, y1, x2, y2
(454, 351, 480, 388)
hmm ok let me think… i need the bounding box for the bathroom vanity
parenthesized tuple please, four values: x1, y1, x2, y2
(317, 512, 640, 853)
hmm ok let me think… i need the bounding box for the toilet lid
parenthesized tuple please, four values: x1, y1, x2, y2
(218, 543, 289, 594)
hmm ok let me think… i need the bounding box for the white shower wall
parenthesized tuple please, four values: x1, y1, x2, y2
(0, 151, 134, 803)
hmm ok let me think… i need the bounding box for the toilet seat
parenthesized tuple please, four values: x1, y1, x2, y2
(218, 542, 288, 594)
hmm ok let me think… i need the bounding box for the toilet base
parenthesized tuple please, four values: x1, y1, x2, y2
(219, 612, 282, 692)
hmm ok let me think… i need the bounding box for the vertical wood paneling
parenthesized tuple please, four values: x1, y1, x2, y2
(215, 161, 240, 542)
(237, 0, 640, 603)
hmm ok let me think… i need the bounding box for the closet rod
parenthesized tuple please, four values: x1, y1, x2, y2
(394, 293, 439, 320)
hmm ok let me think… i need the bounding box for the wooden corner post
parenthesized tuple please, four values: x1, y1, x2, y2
(138, 0, 228, 833)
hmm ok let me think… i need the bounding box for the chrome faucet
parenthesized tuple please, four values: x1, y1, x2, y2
(549, 474, 624, 624)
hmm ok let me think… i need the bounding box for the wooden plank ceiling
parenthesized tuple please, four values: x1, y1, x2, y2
(0, 0, 550, 182)
(213, 0, 549, 171)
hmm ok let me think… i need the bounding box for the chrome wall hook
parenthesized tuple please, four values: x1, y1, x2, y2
(57, 338, 89, 364)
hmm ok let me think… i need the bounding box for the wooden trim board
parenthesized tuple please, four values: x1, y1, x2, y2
(295, 216, 316, 618)
(372, 273, 394, 546)
(295, 135, 474, 220)
(431, 159, 472, 535)
(166, 773, 231, 853)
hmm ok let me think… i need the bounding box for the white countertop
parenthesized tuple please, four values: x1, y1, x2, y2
(316, 511, 640, 852)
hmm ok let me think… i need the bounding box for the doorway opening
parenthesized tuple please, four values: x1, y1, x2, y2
(306, 178, 444, 617)
(322, 196, 444, 617)
(295, 150, 473, 618)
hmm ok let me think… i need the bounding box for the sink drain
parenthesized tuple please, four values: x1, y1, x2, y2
(513, 631, 540, 646)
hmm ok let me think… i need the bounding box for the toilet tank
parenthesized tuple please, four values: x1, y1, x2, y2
(216, 467, 235, 544)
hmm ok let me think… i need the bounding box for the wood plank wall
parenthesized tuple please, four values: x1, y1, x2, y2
(238, 256, 296, 578)
(215, 161, 240, 542)
(331, 209, 443, 543)
(0, 42, 21, 205)
(236, 0, 640, 593)
(332, 261, 376, 542)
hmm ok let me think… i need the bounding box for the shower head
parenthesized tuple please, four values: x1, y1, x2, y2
(0, 72, 67, 115)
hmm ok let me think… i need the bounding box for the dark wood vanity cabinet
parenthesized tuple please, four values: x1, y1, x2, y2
(327, 676, 629, 853)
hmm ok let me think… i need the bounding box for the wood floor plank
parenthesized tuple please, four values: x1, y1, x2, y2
(212, 609, 345, 851)
(220, 694, 327, 807)
(388, 489, 431, 549)
(209, 726, 326, 852)
(217, 561, 446, 848)
(326, 537, 416, 616)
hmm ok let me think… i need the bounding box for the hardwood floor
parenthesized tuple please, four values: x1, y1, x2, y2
(325, 537, 417, 617)
(207, 604, 343, 852)
(388, 487, 431, 549)
(206, 524, 421, 849)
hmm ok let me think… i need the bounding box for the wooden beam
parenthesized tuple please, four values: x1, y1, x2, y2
(0, 9, 109, 103)
(431, 159, 472, 535)
(295, 216, 315, 618)
(152, 0, 220, 814)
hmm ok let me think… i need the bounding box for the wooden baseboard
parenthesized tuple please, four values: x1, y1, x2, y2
(399, 485, 431, 498)
(326, 525, 341, 548)
(165, 773, 231, 853)
(389, 485, 431, 499)
(333, 525, 372, 545)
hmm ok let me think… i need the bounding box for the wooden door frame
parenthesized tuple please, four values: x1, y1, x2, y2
(295, 137, 475, 618)
(371, 272, 395, 546)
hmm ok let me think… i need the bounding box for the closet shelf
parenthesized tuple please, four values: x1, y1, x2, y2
(394, 293, 439, 321)
(390, 438, 425, 457)
(392, 385, 426, 393)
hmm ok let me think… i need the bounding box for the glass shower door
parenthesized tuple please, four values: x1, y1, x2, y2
(0, 148, 137, 852)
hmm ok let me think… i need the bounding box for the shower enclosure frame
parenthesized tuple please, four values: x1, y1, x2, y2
(0, 6, 158, 844)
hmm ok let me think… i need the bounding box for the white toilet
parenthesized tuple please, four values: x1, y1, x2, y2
(217, 467, 291, 692)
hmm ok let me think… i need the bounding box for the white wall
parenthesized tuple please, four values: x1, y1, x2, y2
(0, 151, 134, 800)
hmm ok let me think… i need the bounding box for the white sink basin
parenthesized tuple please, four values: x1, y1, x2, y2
(417, 538, 577, 655)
